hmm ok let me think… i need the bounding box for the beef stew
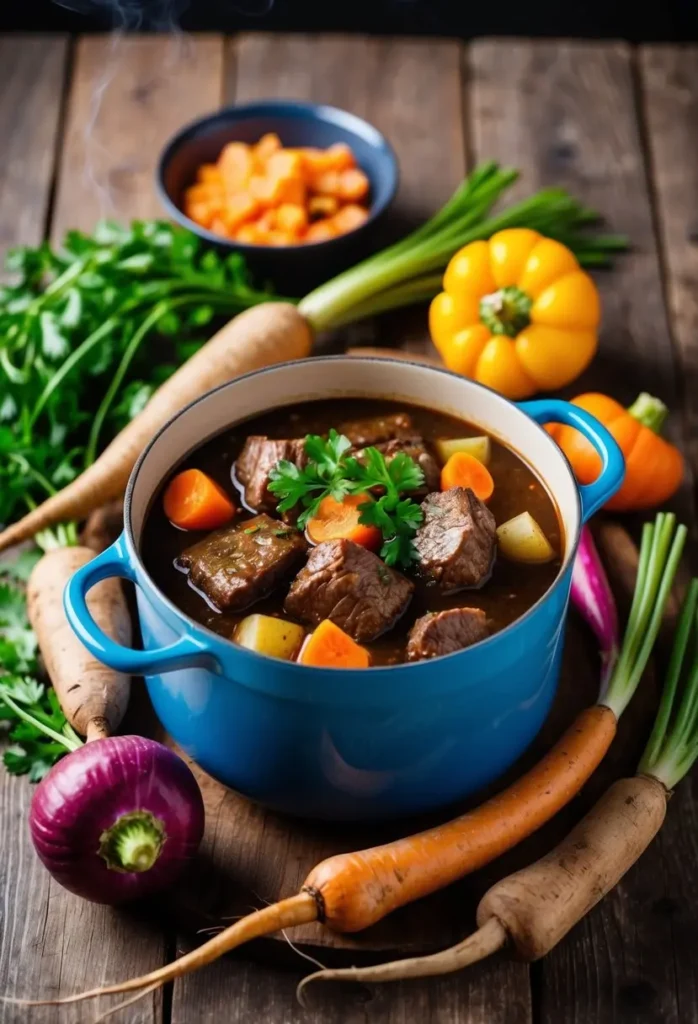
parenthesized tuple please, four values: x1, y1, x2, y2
(142, 398, 563, 667)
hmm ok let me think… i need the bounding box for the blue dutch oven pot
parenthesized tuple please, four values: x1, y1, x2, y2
(64, 358, 624, 821)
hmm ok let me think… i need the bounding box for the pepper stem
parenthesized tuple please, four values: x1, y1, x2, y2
(479, 285, 532, 337)
(628, 392, 669, 434)
(99, 811, 166, 873)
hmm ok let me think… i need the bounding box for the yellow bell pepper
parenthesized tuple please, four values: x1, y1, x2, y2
(429, 229, 601, 399)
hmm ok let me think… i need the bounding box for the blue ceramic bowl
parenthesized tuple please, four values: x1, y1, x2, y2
(156, 100, 399, 292)
(64, 358, 624, 822)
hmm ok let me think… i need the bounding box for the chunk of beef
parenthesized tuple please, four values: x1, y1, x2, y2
(370, 438, 441, 496)
(414, 487, 496, 592)
(235, 437, 306, 512)
(339, 412, 415, 447)
(407, 607, 489, 661)
(178, 514, 307, 612)
(284, 539, 414, 643)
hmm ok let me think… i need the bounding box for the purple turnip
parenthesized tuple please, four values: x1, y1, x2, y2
(29, 735, 205, 904)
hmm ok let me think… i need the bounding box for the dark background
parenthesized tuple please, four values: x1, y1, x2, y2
(2, 0, 698, 40)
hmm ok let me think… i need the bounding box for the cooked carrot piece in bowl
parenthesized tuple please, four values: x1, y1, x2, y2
(182, 135, 372, 246)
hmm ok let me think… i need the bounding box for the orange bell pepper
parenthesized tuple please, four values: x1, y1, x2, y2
(547, 392, 684, 511)
(429, 229, 600, 399)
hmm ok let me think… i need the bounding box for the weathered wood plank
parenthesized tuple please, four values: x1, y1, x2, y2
(640, 46, 698, 503)
(51, 33, 224, 239)
(173, 951, 531, 1024)
(470, 39, 695, 1024)
(0, 34, 229, 1021)
(636, 42, 698, 1024)
(0, 35, 68, 278)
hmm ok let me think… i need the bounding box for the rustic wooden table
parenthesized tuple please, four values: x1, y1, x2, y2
(1, 31, 697, 1024)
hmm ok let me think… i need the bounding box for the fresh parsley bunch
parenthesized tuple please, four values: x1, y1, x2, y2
(269, 429, 425, 567)
(0, 554, 79, 780)
(0, 220, 273, 530)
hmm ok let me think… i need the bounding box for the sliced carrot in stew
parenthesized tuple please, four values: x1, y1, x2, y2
(299, 619, 371, 669)
(440, 452, 495, 502)
(306, 493, 381, 550)
(163, 469, 236, 531)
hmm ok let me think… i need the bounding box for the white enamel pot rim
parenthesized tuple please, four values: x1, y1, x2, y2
(123, 355, 587, 672)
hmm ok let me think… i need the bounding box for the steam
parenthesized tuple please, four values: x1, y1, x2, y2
(52, 0, 274, 27)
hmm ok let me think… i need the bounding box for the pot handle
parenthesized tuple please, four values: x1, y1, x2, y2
(519, 399, 625, 522)
(64, 534, 212, 675)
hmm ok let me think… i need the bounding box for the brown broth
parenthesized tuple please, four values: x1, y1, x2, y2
(141, 398, 563, 665)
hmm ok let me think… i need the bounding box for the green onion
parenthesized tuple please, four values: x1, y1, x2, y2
(601, 513, 687, 718)
(639, 579, 698, 789)
(298, 162, 628, 332)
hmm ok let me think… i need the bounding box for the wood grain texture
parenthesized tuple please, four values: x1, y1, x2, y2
(636, 43, 698, 1024)
(51, 34, 224, 240)
(234, 32, 463, 352)
(640, 47, 698, 505)
(0, 35, 68, 279)
(172, 953, 531, 1024)
(470, 39, 695, 1023)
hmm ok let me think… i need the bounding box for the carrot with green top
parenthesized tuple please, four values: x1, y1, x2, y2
(17, 512, 683, 1012)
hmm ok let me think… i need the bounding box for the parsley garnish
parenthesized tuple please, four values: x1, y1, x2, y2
(269, 430, 425, 567)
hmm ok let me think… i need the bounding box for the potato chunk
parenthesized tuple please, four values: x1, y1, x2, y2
(496, 512, 555, 564)
(235, 614, 305, 660)
(436, 436, 491, 466)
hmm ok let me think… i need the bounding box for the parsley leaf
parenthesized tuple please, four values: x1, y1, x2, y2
(0, 573, 81, 780)
(268, 431, 426, 567)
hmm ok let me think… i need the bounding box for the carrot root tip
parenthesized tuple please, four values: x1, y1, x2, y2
(296, 918, 507, 994)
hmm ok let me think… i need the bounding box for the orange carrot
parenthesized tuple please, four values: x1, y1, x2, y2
(298, 619, 371, 669)
(338, 168, 370, 202)
(301, 142, 355, 175)
(305, 220, 339, 243)
(253, 132, 282, 165)
(441, 452, 495, 500)
(332, 204, 369, 234)
(311, 170, 342, 197)
(186, 137, 369, 246)
(219, 141, 254, 192)
(163, 469, 235, 531)
(221, 194, 259, 233)
(198, 164, 223, 185)
(276, 202, 308, 236)
(184, 201, 215, 230)
(306, 493, 381, 550)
